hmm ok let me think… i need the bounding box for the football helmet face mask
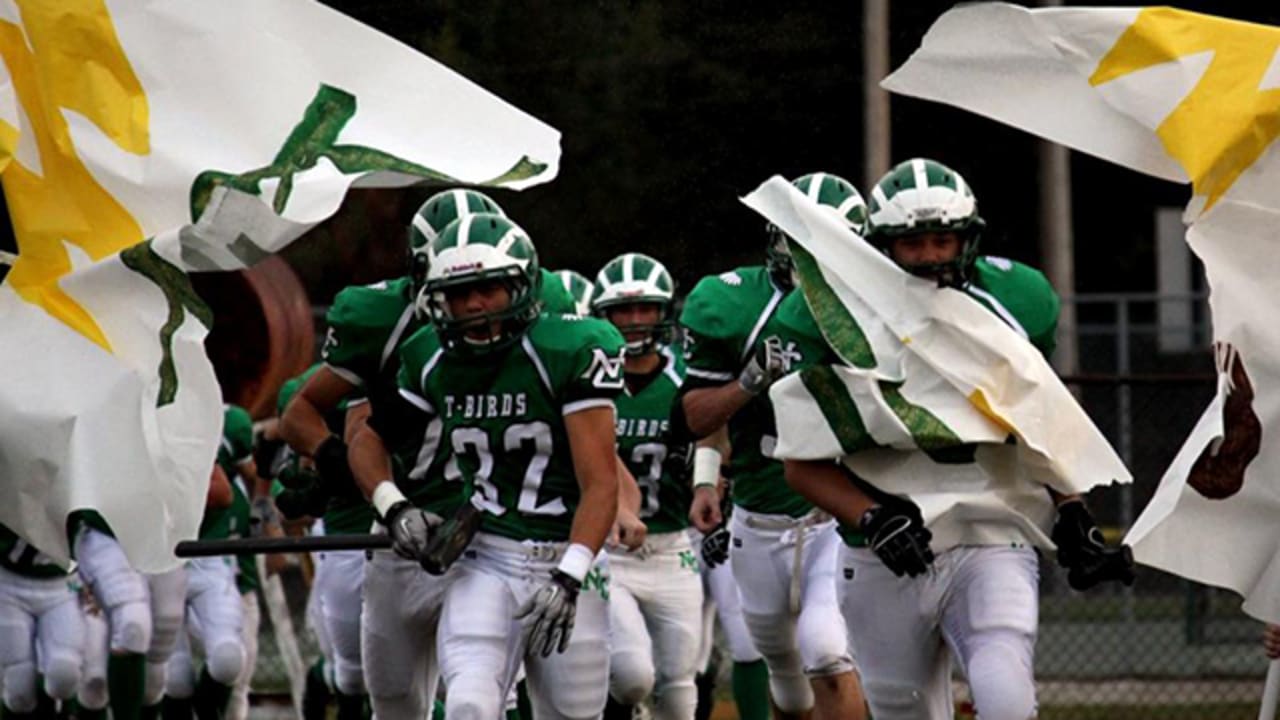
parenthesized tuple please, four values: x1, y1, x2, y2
(766, 172, 868, 289)
(553, 269, 595, 316)
(419, 213, 540, 353)
(590, 252, 675, 356)
(408, 189, 505, 297)
(866, 157, 984, 288)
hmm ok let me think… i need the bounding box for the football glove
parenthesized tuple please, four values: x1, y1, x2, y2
(860, 496, 934, 578)
(516, 569, 581, 657)
(738, 336, 788, 395)
(1052, 500, 1136, 591)
(313, 434, 356, 493)
(274, 482, 329, 520)
(419, 501, 483, 575)
(383, 501, 441, 563)
(700, 523, 731, 568)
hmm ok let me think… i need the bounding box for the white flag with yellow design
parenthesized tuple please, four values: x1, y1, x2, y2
(886, 3, 1280, 622)
(0, 0, 560, 572)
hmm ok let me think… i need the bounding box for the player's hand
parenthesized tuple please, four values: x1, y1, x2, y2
(249, 496, 279, 537)
(701, 523, 731, 568)
(738, 336, 788, 395)
(611, 509, 648, 551)
(516, 569, 581, 657)
(688, 486, 723, 533)
(860, 496, 934, 578)
(1051, 500, 1135, 591)
(274, 482, 329, 520)
(383, 501, 441, 563)
(313, 434, 356, 492)
(1265, 624, 1280, 659)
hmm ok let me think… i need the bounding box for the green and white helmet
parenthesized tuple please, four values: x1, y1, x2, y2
(554, 269, 594, 316)
(590, 252, 675, 355)
(419, 212, 540, 352)
(408, 189, 505, 294)
(866, 158, 984, 287)
(767, 172, 867, 289)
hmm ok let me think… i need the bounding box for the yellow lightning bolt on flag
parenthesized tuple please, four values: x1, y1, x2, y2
(0, 0, 148, 351)
(1090, 7, 1280, 212)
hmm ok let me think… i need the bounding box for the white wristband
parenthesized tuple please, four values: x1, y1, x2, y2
(371, 481, 408, 519)
(692, 447, 722, 489)
(556, 543, 595, 583)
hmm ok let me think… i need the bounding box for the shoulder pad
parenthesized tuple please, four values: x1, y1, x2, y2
(680, 266, 773, 341)
(326, 278, 414, 332)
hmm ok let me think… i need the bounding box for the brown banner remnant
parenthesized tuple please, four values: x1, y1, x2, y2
(1188, 345, 1262, 500)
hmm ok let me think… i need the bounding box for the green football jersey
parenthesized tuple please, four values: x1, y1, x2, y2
(0, 523, 67, 579)
(398, 314, 626, 541)
(681, 266, 835, 517)
(615, 346, 689, 534)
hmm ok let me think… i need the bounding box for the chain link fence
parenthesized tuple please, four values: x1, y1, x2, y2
(242, 295, 1274, 717)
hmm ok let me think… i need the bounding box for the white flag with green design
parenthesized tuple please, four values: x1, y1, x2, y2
(746, 177, 1130, 550)
(0, 0, 559, 572)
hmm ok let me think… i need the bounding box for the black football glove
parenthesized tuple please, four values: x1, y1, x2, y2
(738, 337, 789, 395)
(273, 479, 330, 520)
(860, 496, 934, 578)
(313, 434, 356, 493)
(1052, 500, 1136, 591)
(701, 523, 731, 569)
(419, 501, 483, 575)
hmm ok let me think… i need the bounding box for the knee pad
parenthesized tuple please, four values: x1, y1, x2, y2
(444, 687, 504, 720)
(3, 661, 37, 713)
(79, 676, 110, 711)
(608, 651, 654, 706)
(208, 640, 246, 686)
(966, 637, 1036, 720)
(742, 613, 810, 713)
(864, 680, 937, 720)
(146, 598, 185, 662)
(42, 654, 82, 700)
(110, 599, 152, 655)
(333, 655, 366, 697)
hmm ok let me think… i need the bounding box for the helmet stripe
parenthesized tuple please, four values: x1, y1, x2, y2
(911, 158, 929, 191)
(806, 173, 827, 201)
(412, 213, 437, 242)
(623, 252, 635, 283)
(456, 213, 476, 247)
(495, 227, 524, 253)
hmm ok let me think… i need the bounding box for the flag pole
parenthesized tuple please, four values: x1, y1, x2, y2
(1261, 659, 1280, 720)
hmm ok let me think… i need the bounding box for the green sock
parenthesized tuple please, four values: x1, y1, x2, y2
(432, 699, 446, 720)
(193, 668, 232, 720)
(516, 680, 532, 720)
(108, 652, 147, 720)
(732, 659, 770, 720)
(140, 701, 163, 720)
(505, 708, 524, 720)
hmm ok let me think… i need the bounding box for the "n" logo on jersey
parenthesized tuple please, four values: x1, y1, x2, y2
(584, 347, 626, 391)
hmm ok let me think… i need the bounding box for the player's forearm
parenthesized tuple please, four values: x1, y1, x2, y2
(207, 465, 234, 509)
(280, 394, 337, 457)
(682, 384, 753, 438)
(565, 406, 622, 554)
(347, 421, 395, 503)
(570, 474, 618, 554)
(617, 459, 641, 515)
(784, 459, 874, 528)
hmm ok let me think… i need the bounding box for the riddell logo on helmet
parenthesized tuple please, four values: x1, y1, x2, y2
(445, 262, 483, 275)
(914, 207, 942, 220)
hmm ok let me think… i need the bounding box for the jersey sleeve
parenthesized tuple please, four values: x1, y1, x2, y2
(222, 405, 255, 466)
(322, 280, 411, 386)
(540, 317, 626, 413)
(678, 274, 745, 386)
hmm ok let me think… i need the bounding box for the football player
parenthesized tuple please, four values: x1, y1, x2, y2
(680, 173, 869, 720)
(0, 524, 84, 717)
(350, 212, 626, 719)
(783, 158, 1131, 720)
(591, 253, 703, 720)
